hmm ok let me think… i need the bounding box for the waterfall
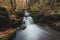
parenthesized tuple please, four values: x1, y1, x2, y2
(22, 11, 34, 25)
(21, 11, 46, 40)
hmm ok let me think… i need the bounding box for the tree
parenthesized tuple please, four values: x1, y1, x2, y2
(10, 0, 16, 11)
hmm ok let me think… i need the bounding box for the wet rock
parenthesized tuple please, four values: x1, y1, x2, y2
(20, 26, 26, 30)
(56, 22, 60, 27)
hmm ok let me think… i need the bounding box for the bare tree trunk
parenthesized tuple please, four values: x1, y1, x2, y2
(26, 0, 30, 10)
(28, 0, 31, 10)
(13, 0, 16, 10)
(10, 0, 16, 11)
(9, 0, 16, 26)
(49, 0, 55, 7)
(26, 0, 28, 10)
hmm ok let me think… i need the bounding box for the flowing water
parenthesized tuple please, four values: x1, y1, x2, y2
(22, 11, 46, 40)
(12, 11, 60, 40)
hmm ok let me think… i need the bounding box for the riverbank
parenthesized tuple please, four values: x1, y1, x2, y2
(0, 28, 18, 40)
(0, 10, 24, 40)
(30, 11, 60, 31)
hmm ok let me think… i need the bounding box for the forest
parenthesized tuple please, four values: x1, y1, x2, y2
(0, 0, 60, 40)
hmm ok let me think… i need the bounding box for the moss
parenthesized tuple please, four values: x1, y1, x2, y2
(0, 36, 8, 40)
(30, 11, 41, 17)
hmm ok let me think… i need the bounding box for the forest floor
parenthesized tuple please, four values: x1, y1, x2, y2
(0, 28, 19, 38)
(0, 28, 16, 38)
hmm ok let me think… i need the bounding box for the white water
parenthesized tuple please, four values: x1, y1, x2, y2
(21, 11, 47, 40)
